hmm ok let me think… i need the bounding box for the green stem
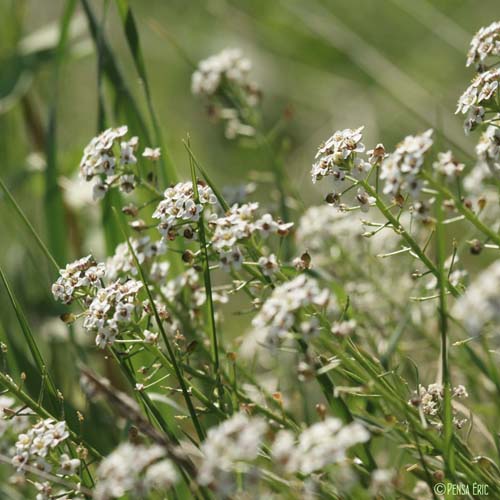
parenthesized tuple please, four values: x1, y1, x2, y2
(356, 178, 460, 298)
(422, 172, 500, 247)
(114, 209, 206, 441)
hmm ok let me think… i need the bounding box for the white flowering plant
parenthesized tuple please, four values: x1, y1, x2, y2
(0, 4, 500, 499)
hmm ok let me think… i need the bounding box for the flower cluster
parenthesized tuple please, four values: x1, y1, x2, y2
(251, 274, 333, 347)
(153, 181, 217, 240)
(467, 21, 500, 68)
(95, 443, 177, 500)
(106, 236, 167, 281)
(456, 68, 500, 116)
(52, 254, 149, 348)
(210, 202, 293, 271)
(380, 129, 433, 198)
(198, 413, 267, 493)
(452, 260, 500, 335)
(410, 383, 468, 429)
(51, 255, 105, 304)
(272, 418, 369, 474)
(311, 127, 366, 184)
(83, 279, 143, 348)
(192, 48, 260, 139)
(12, 419, 71, 471)
(79, 126, 143, 200)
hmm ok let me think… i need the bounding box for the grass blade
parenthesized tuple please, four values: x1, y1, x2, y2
(44, 0, 77, 265)
(114, 0, 177, 185)
(0, 264, 59, 410)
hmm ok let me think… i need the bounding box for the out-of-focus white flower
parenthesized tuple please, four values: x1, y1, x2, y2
(251, 274, 333, 346)
(271, 418, 369, 474)
(191, 48, 255, 99)
(142, 147, 161, 161)
(95, 443, 175, 500)
(198, 413, 267, 493)
(433, 151, 465, 178)
(452, 260, 500, 334)
(380, 129, 433, 198)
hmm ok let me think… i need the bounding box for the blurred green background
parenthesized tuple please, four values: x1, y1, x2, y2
(0, 0, 498, 453)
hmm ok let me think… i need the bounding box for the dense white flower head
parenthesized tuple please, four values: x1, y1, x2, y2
(452, 260, 500, 335)
(51, 255, 104, 304)
(192, 49, 260, 139)
(410, 383, 468, 429)
(153, 181, 217, 240)
(210, 202, 292, 271)
(272, 418, 369, 474)
(83, 279, 143, 349)
(12, 419, 70, 471)
(251, 274, 333, 346)
(467, 21, 500, 68)
(456, 68, 500, 115)
(198, 413, 267, 491)
(433, 151, 465, 178)
(95, 443, 176, 500)
(311, 127, 365, 183)
(79, 126, 139, 200)
(380, 129, 433, 198)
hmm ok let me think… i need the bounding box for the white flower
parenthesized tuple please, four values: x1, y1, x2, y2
(92, 180, 108, 201)
(143, 329, 159, 344)
(356, 188, 375, 212)
(119, 175, 136, 194)
(59, 453, 81, 475)
(258, 254, 279, 276)
(433, 151, 465, 178)
(142, 147, 161, 161)
(120, 138, 138, 166)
